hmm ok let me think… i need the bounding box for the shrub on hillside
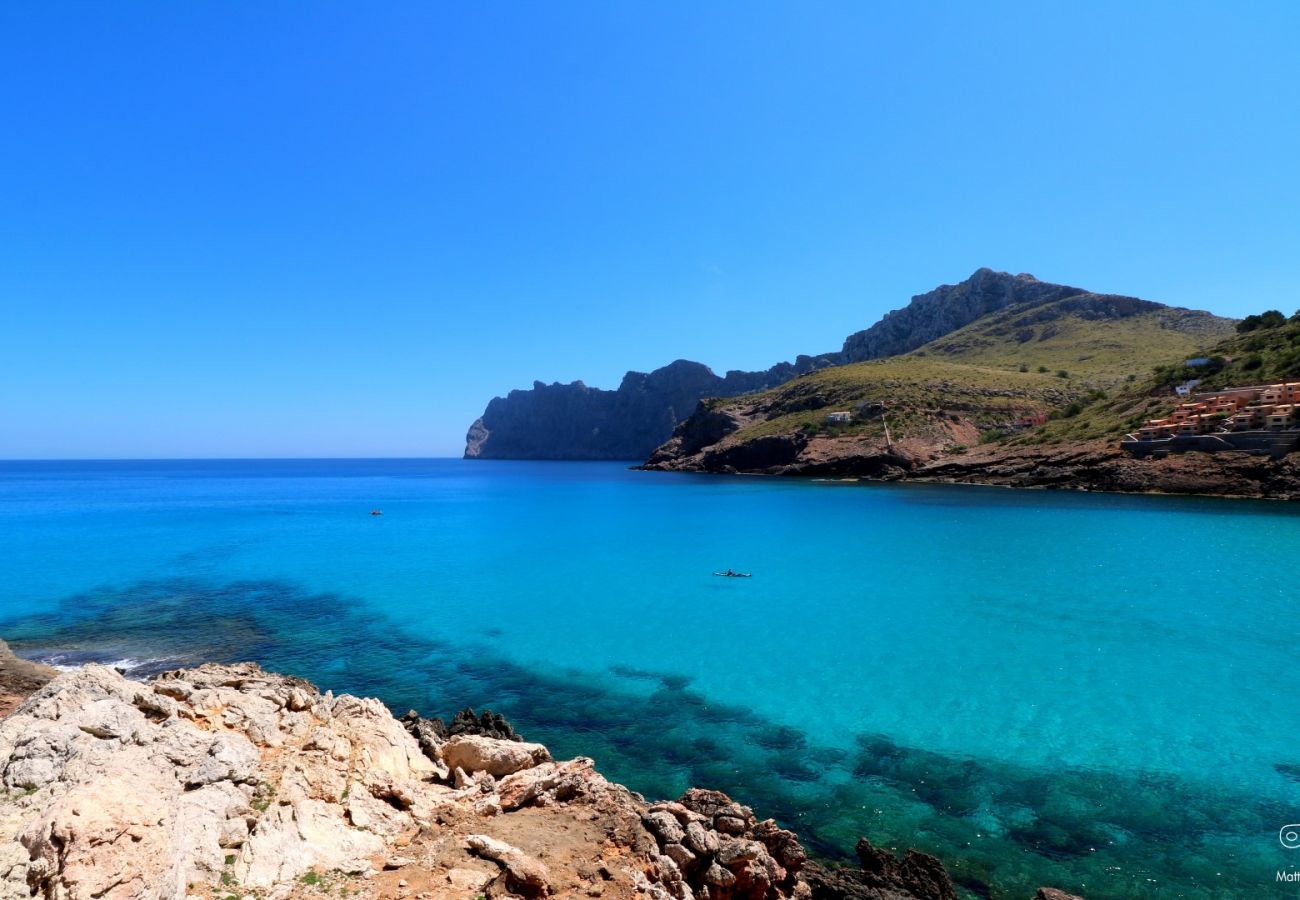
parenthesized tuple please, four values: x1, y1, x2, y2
(1236, 310, 1285, 333)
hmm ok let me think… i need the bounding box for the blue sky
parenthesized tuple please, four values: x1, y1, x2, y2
(3, 2, 1299, 458)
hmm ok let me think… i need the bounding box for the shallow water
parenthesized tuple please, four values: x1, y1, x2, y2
(1, 458, 1298, 898)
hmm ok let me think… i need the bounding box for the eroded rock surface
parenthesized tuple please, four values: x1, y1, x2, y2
(0, 662, 442, 898)
(0, 641, 54, 719)
(802, 838, 955, 900)
(0, 663, 1080, 899)
(0, 665, 806, 900)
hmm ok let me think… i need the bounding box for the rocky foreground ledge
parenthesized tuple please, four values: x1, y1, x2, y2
(0, 655, 1081, 900)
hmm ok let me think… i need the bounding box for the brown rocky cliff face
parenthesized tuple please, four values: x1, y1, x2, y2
(647, 426, 1300, 499)
(644, 403, 752, 466)
(0, 640, 54, 719)
(911, 440, 1300, 498)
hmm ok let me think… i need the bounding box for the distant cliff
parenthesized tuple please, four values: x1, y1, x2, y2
(640, 282, 1239, 492)
(465, 268, 1211, 461)
(465, 356, 840, 460)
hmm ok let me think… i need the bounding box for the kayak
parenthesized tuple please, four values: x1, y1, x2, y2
(712, 572, 752, 578)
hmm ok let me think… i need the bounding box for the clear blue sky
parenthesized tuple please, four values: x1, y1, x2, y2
(3, 2, 1299, 458)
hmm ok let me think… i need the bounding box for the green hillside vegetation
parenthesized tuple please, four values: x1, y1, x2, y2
(722, 356, 1072, 442)
(921, 296, 1234, 383)
(1151, 310, 1300, 390)
(709, 296, 1236, 449)
(1011, 308, 1300, 446)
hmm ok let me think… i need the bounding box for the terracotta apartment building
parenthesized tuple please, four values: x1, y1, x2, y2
(1134, 383, 1300, 441)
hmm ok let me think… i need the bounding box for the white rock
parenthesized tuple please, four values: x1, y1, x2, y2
(466, 833, 552, 895)
(447, 866, 491, 890)
(0, 663, 452, 900)
(440, 734, 550, 778)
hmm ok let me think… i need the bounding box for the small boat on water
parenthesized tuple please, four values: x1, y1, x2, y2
(370, 509, 383, 516)
(712, 570, 752, 578)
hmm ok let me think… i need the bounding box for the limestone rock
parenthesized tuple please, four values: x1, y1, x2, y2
(466, 833, 552, 896)
(0, 663, 456, 899)
(440, 733, 550, 778)
(448, 866, 492, 891)
(498, 757, 606, 810)
(0, 658, 971, 900)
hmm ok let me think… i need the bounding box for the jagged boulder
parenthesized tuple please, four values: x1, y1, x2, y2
(637, 788, 809, 900)
(440, 733, 551, 778)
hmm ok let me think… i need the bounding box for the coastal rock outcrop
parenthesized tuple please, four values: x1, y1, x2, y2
(0, 664, 811, 900)
(466, 357, 840, 461)
(440, 734, 551, 778)
(643, 404, 752, 468)
(0, 640, 53, 719)
(647, 427, 1300, 498)
(911, 439, 1300, 499)
(0, 661, 1081, 900)
(638, 788, 809, 900)
(465, 268, 1237, 468)
(0, 662, 440, 898)
(802, 838, 955, 900)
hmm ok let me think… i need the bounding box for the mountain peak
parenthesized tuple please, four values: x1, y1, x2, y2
(840, 270, 1086, 362)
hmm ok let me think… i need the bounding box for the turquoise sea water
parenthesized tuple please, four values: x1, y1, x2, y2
(2, 459, 1298, 898)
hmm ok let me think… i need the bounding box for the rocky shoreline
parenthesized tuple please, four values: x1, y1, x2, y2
(641, 433, 1300, 500)
(0, 641, 55, 719)
(0, 644, 1081, 900)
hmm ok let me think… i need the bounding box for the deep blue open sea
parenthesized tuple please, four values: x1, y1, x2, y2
(2, 458, 1298, 898)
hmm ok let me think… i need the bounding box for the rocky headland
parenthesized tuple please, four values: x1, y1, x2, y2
(0, 646, 1082, 900)
(462, 269, 1092, 462)
(465, 269, 1238, 496)
(630, 269, 1276, 497)
(643, 431, 1300, 499)
(465, 357, 841, 461)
